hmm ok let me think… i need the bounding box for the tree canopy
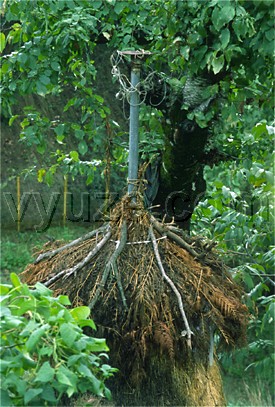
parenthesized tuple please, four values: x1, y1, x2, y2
(1, 0, 273, 183)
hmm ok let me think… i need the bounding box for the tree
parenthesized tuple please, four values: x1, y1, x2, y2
(1, 0, 273, 227)
(1, 0, 273, 405)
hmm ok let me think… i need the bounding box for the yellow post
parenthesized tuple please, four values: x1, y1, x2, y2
(16, 176, 20, 232)
(63, 174, 68, 227)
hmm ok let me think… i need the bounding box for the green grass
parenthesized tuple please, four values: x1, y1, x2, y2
(223, 375, 274, 407)
(1, 224, 92, 283)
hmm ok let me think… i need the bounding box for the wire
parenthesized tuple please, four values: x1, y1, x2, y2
(110, 51, 167, 110)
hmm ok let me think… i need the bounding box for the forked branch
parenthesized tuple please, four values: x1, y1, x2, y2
(151, 217, 201, 259)
(89, 220, 128, 310)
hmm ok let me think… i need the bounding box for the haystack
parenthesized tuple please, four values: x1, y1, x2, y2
(22, 194, 249, 406)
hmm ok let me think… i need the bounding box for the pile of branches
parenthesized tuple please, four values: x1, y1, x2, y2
(22, 195, 249, 387)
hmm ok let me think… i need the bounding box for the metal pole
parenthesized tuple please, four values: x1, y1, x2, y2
(128, 58, 141, 199)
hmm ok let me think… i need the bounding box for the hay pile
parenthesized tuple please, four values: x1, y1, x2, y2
(22, 195, 249, 406)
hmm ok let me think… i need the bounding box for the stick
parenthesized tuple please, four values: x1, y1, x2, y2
(35, 224, 110, 264)
(44, 228, 112, 287)
(149, 226, 193, 348)
(89, 220, 127, 310)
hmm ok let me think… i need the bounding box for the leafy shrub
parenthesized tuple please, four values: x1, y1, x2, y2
(0, 273, 117, 406)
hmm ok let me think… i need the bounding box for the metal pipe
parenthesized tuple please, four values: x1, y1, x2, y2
(128, 59, 141, 199)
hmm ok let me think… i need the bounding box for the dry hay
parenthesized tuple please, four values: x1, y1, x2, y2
(21, 195, 249, 406)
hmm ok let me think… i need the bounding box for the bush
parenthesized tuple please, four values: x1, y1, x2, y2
(0, 273, 117, 406)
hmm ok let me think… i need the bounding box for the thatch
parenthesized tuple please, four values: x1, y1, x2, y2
(21, 195, 249, 406)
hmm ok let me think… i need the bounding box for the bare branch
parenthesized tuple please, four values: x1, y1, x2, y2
(44, 227, 112, 287)
(89, 220, 127, 310)
(35, 224, 109, 264)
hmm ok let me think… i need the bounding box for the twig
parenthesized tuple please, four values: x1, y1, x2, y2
(35, 224, 109, 264)
(44, 228, 112, 287)
(89, 220, 127, 310)
(149, 226, 193, 349)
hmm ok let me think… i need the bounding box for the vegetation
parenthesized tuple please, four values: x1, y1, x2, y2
(1, 0, 274, 405)
(192, 121, 274, 405)
(0, 273, 117, 406)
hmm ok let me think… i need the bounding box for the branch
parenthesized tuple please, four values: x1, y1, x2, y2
(89, 220, 127, 310)
(149, 226, 193, 349)
(44, 227, 112, 287)
(151, 216, 202, 258)
(35, 224, 109, 264)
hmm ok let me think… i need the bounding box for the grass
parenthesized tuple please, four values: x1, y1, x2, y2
(223, 375, 274, 407)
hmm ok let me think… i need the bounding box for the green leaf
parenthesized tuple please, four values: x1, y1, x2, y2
(8, 115, 19, 126)
(54, 124, 65, 137)
(0, 284, 11, 295)
(220, 28, 230, 49)
(78, 140, 88, 155)
(41, 385, 57, 402)
(26, 324, 50, 351)
(114, 1, 126, 14)
(60, 323, 78, 347)
(212, 4, 235, 31)
(36, 80, 47, 96)
(180, 45, 190, 60)
(212, 54, 224, 74)
(51, 61, 60, 71)
(39, 75, 50, 85)
(265, 28, 274, 42)
(78, 363, 93, 378)
(10, 272, 21, 288)
(24, 388, 43, 404)
(57, 295, 71, 305)
(35, 361, 55, 383)
(0, 32, 6, 53)
(70, 306, 91, 321)
(94, 94, 104, 103)
(37, 144, 46, 154)
(69, 150, 79, 161)
(0, 389, 12, 406)
(78, 319, 97, 330)
(34, 283, 53, 298)
(56, 365, 77, 388)
(75, 129, 85, 139)
(87, 337, 109, 352)
(86, 173, 94, 185)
